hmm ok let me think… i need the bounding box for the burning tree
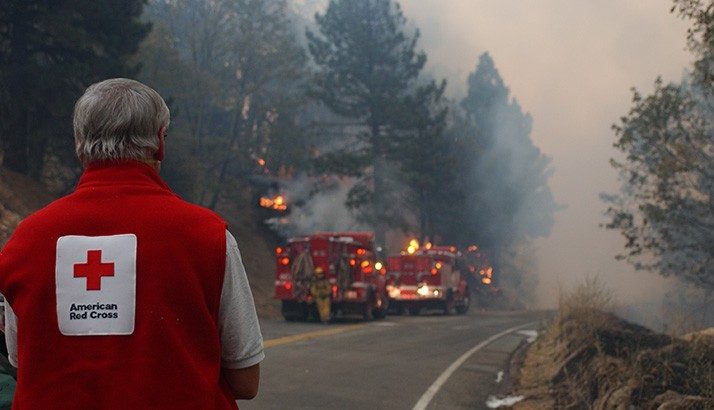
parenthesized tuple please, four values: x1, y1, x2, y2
(603, 1, 714, 291)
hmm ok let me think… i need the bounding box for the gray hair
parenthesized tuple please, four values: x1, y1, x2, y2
(73, 78, 170, 164)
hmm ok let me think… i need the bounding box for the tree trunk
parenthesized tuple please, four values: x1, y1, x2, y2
(419, 190, 429, 244)
(207, 109, 242, 210)
(3, 5, 32, 175)
(371, 121, 387, 250)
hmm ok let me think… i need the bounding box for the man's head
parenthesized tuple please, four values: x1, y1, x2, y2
(73, 78, 170, 166)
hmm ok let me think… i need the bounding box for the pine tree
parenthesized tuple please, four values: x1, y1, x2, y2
(456, 53, 557, 281)
(307, 0, 428, 247)
(0, 0, 149, 178)
(396, 79, 454, 243)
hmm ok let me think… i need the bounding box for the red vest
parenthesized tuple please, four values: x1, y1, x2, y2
(0, 161, 238, 409)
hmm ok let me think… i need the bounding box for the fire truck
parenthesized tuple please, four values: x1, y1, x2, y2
(386, 245, 470, 315)
(462, 245, 503, 307)
(274, 232, 388, 322)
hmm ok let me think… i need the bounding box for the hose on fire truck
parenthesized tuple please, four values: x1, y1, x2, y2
(335, 254, 352, 296)
(290, 250, 314, 297)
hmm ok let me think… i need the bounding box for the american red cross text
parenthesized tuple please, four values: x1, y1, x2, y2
(73, 250, 115, 291)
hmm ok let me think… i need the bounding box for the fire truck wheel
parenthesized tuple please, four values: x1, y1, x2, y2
(456, 289, 470, 315)
(374, 299, 387, 320)
(388, 302, 403, 316)
(282, 301, 307, 322)
(362, 289, 375, 321)
(443, 291, 455, 315)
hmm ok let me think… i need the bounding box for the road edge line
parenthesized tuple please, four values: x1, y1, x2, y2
(412, 320, 539, 410)
(263, 324, 366, 348)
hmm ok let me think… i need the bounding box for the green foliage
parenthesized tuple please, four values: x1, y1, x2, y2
(307, 0, 442, 245)
(603, 1, 714, 291)
(139, 0, 309, 206)
(604, 79, 713, 289)
(395, 79, 456, 242)
(0, 0, 149, 178)
(452, 53, 557, 260)
(307, 0, 426, 123)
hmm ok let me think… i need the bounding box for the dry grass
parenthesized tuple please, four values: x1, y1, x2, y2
(513, 276, 714, 409)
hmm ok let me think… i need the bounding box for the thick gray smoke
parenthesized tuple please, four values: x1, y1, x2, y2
(288, 1, 711, 331)
(266, 175, 368, 238)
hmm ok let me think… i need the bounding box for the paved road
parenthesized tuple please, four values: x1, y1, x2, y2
(240, 309, 549, 409)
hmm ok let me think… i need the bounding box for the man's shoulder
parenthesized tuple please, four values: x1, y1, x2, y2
(13, 193, 74, 230)
(1, 194, 74, 250)
(167, 196, 227, 227)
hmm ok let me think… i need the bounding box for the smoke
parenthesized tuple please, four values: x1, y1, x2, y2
(287, 1, 708, 331)
(266, 174, 368, 238)
(393, 0, 707, 328)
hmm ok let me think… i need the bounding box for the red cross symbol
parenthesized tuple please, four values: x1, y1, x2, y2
(73, 250, 115, 291)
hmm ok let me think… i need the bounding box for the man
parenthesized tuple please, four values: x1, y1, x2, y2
(0, 78, 263, 409)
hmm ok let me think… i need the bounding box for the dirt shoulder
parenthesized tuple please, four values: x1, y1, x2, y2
(510, 309, 713, 409)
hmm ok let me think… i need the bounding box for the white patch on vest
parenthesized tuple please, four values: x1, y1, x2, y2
(55, 234, 136, 336)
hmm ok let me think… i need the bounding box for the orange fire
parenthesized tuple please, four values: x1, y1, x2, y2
(259, 195, 287, 212)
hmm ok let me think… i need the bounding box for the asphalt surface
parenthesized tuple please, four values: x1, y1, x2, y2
(240, 309, 549, 410)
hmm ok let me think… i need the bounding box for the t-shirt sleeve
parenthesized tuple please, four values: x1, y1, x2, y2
(4, 299, 18, 368)
(219, 230, 265, 369)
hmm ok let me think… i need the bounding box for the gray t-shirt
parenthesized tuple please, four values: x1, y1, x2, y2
(4, 230, 264, 370)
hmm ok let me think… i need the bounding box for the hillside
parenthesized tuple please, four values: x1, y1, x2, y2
(217, 193, 281, 318)
(0, 168, 55, 246)
(0, 167, 279, 318)
(511, 309, 714, 409)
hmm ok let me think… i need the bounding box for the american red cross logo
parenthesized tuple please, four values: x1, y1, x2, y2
(73, 250, 115, 291)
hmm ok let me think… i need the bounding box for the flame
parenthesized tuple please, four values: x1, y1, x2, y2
(406, 238, 420, 254)
(259, 194, 288, 212)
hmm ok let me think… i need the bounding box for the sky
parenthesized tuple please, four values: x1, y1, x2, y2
(396, 0, 693, 311)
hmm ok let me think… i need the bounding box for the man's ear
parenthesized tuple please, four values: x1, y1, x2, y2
(154, 127, 165, 161)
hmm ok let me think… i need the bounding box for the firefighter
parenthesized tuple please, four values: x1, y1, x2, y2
(310, 267, 332, 323)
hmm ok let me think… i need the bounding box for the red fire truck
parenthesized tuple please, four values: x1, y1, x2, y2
(274, 232, 388, 322)
(386, 246, 470, 315)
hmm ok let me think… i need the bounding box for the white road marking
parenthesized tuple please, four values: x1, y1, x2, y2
(412, 321, 539, 410)
(486, 395, 525, 408)
(372, 321, 398, 327)
(516, 329, 538, 343)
